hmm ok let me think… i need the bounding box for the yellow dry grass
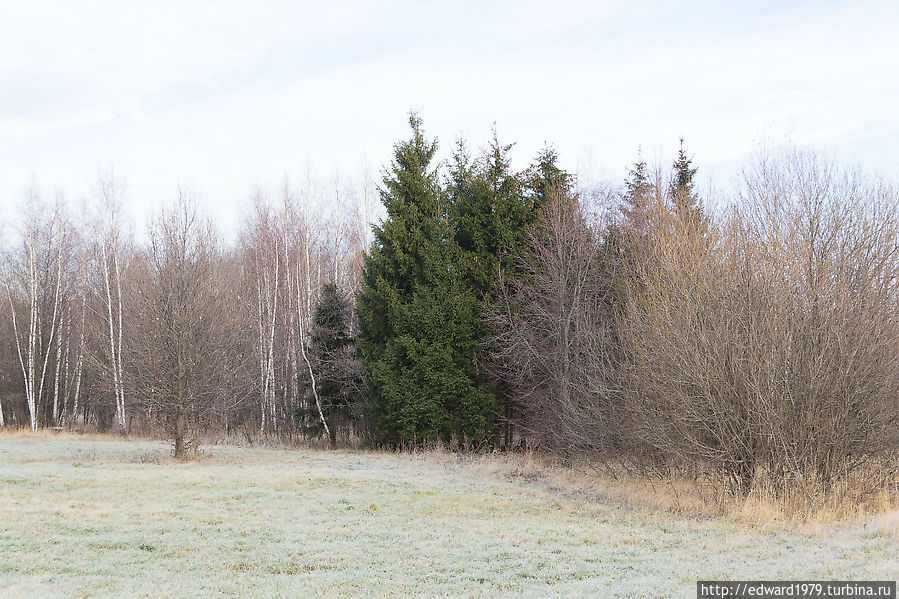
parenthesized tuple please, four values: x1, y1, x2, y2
(400, 447, 899, 530)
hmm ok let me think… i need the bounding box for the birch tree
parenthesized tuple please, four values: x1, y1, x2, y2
(239, 174, 337, 437)
(242, 193, 281, 433)
(3, 188, 78, 430)
(86, 174, 131, 431)
(284, 176, 330, 439)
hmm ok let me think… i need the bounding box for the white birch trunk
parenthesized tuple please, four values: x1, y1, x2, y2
(26, 222, 39, 430)
(256, 233, 279, 434)
(52, 305, 64, 425)
(61, 306, 72, 423)
(102, 242, 126, 430)
(267, 247, 279, 432)
(71, 292, 86, 423)
(114, 249, 126, 428)
(5, 279, 31, 427)
(297, 227, 330, 440)
(37, 241, 64, 430)
(256, 277, 267, 432)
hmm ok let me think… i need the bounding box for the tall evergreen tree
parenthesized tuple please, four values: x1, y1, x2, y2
(448, 131, 536, 448)
(668, 138, 704, 225)
(526, 146, 571, 216)
(357, 115, 494, 445)
(622, 150, 654, 232)
(450, 131, 532, 297)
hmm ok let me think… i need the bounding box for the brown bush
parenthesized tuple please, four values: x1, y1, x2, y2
(620, 148, 899, 494)
(489, 185, 623, 455)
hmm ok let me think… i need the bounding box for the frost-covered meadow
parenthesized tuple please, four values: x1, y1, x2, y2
(0, 436, 895, 598)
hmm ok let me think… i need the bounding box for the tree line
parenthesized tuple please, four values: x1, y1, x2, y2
(2, 115, 897, 496)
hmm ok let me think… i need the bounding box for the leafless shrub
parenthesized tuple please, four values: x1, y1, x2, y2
(620, 148, 899, 495)
(490, 185, 622, 456)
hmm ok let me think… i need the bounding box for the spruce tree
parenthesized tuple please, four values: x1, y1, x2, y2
(357, 115, 494, 445)
(449, 131, 531, 297)
(297, 282, 359, 447)
(526, 146, 571, 217)
(668, 138, 704, 226)
(448, 132, 536, 448)
(622, 150, 654, 232)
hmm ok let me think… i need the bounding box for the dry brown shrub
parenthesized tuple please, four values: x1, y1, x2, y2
(620, 148, 899, 496)
(489, 185, 623, 456)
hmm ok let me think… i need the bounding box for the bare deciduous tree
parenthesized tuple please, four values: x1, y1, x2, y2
(127, 193, 248, 456)
(3, 188, 80, 430)
(490, 185, 620, 454)
(82, 174, 131, 431)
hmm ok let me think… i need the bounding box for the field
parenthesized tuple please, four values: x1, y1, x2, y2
(0, 436, 896, 598)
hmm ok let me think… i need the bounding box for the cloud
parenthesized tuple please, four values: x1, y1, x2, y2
(0, 0, 897, 236)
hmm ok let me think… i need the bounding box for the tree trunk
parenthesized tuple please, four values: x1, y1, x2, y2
(52, 307, 64, 425)
(328, 410, 337, 449)
(174, 350, 187, 458)
(174, 405, 186, 458)
(102, 243, 126, 431)
(71, 293, 87, 425)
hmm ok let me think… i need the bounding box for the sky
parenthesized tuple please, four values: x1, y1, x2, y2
(1, 0, 898, 237)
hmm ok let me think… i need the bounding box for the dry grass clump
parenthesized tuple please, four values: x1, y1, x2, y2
(417, 447, 899, 528)
(0, 427, 124, 443)
(730, 461, 899, 528)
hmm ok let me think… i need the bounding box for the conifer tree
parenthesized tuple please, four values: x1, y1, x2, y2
(357, 115, 494, 445)
(526, 146, 571, 217)
(622, 150, 654, 232)
(668, 138, 704, 226)
(448, 131, 536, 448)
(450, 131, 532, 297)
(296, 282, 359, 447)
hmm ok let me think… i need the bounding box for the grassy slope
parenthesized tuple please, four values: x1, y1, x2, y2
(0, 437, 895, 598)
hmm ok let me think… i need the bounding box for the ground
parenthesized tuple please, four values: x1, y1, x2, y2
(0, 436, 895, 598)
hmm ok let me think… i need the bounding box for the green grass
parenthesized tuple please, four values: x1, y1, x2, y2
(0, 436, 895, 598)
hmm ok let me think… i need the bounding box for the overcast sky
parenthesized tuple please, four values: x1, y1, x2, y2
(1, 0, 898, 236)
